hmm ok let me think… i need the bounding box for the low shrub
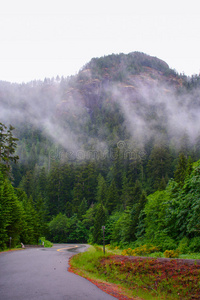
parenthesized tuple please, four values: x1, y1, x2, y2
(122, 244, 160, 256)
(164, 249, 180, 258)
(39, 237, 53, 247)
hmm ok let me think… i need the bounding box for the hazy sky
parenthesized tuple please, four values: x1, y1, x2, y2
(1, 0, 200, 83)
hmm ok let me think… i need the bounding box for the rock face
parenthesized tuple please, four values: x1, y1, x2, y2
(57, 52, 182, 115)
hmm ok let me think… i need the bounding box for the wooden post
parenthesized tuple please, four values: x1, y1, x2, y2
(102, 226, 105, 254)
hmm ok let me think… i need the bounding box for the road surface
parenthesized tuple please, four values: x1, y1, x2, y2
(0, 244, 117, 300)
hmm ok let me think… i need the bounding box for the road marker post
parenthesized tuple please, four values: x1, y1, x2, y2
(102, 226, 105, 255)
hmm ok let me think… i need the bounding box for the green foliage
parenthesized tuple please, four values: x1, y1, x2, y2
(174, 153, 187, 183)
(0, 165, 43, 249)
(145, 190, 170, 239)
(106, 179, 119, 213)
(0, 123, 19, 173)
(48, 213, 70, 243)
(147, 144, 172, 192)
(0, 170, 24, 248)
(48, 213, 88, 243)
(178, 237, 190, 254)
(39, 237, 53, 247)
(188, 237, 200, 253)
(111, 208, 132, 245)
(96, 174, 107, 205)
(92, 203, 106, 244)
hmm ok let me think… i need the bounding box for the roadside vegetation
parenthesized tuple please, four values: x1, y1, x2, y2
(0, 237, 52, 252)
(70, 246, 200, 300)
(39, 237, 53, 248)
(105, 244, 200, 260)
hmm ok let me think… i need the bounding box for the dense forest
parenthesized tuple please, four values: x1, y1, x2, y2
(1, 52, 200, 251)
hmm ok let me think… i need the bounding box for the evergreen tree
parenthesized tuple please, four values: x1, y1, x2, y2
(106, 179, 119, 214)
(19, 170, 33, 198)
(121, 173, 133, 208)
(81, 162, 98, 207)
(129, 191, 147, 240)
(0, 123, 19, 176)
(111, 147, 123, 191)
(46, 162, 71, 216)
(96, 174, 107, 204)
(35, 194, 48, 235)
(4, 125, 19, 167)
(174, 153, 188, 186)
(78, 197, 88, 219)
(92, 203, 106, 244)
(0, 122, 7, 162)
(147, 144, 172, 192)
(132, 180, 143, 204)
(21, 196, 40, 244)
(0, 169, 24, 248)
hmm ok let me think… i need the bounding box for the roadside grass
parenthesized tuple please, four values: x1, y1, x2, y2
(70, 246, 200, 300)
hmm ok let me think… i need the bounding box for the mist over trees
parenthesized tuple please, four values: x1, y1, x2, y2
(1, 52, 200, 249)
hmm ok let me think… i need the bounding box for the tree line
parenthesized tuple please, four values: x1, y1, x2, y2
(1, 121, 200, 252)
(0, 123, 46, 249)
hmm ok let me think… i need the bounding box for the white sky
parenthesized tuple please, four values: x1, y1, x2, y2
(0, 0, 200, 83)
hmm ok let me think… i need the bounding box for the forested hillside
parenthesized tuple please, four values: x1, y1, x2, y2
(1, 52, 200, 249)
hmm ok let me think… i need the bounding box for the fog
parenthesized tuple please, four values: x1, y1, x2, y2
(0, 71, 200, 162)
(111, 78, 200, 148)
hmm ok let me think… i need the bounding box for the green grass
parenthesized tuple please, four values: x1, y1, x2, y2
(70, 246, 109, 279)
(179, 253, 200, 259)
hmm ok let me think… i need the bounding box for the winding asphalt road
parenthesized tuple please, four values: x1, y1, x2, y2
(0, 244, 117, 300)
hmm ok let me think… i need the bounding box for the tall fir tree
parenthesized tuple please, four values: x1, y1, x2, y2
(106, 179, 119, 214)
(174, 153, 188, 186)
(92, 203, 106, 244)
(96, 174, 107, 204)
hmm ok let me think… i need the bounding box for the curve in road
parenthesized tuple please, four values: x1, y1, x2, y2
(0, 244, 117, 300)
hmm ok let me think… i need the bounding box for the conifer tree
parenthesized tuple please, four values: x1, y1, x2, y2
(0, 123, 19, 175)
(121, 173, 133, 208)
(174, 153, 188, 186)
(78, 197, 88, 219)
(106, 179, 119, 214)
(92, 203, 106, 244)
(5, 125, 19, 167)
(21, 196, 40, 244)
(147, 144, 172, 192)
(0, 169, 24, 248)
(96, 174, 107, 204)
(129, 191, 147, 240)
(0, 122, 7, 162)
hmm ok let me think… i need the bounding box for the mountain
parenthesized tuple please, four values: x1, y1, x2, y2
(0, 51, 200, 185)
